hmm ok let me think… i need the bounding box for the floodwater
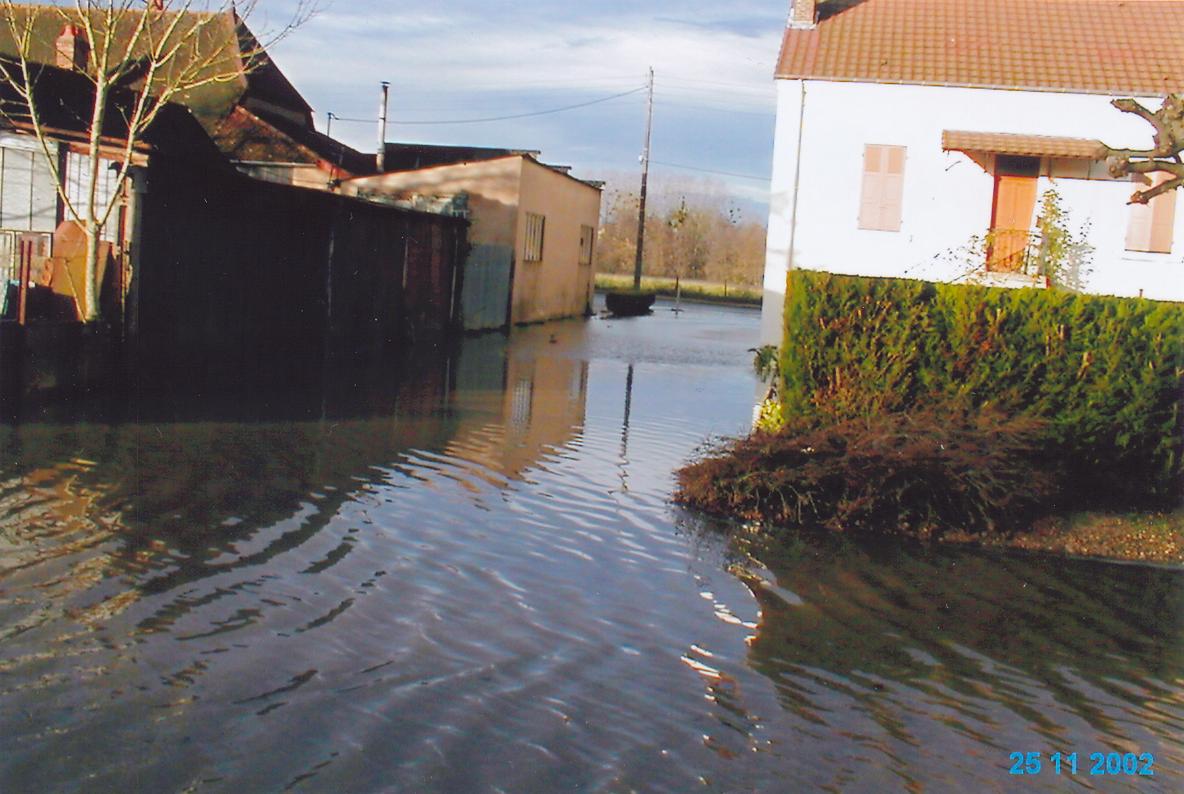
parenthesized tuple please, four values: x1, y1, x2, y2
(1, 299, 1180, 792)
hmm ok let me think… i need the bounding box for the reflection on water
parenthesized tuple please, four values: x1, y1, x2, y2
(0, 299, 1180, 792)
(714, 529, 1184, 791)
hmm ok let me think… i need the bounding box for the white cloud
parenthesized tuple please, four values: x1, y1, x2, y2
(260, 1, 785, 208)
(270, 6, 780, 113)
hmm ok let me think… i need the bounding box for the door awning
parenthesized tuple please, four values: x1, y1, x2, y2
(942, 130, 1107, 160)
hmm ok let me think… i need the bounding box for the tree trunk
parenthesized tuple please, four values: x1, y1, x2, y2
(83, 224, 100, 322)
(82, 76, 109, 323)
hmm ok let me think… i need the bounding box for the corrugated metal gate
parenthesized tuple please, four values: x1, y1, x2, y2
(461, 243, 513, 331)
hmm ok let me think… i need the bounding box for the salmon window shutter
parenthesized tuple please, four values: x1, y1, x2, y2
(859, 144, 906, 231)
(1126, 173, 1177, 254)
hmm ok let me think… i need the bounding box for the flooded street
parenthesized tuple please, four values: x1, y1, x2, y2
(1, 300, 1181, 792)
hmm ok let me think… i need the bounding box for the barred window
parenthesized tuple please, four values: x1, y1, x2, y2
(578, 224, 594, 265)
(524, 212, 545, 262)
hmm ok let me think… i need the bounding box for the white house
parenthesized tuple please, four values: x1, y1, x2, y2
(761, 0, 1184, 345)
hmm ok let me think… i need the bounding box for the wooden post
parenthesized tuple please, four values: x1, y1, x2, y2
(632, 67, 654, 290)
(16, 237, 31, 325)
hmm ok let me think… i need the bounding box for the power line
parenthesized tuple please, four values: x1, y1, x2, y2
(330, 86, 646, 126)
(651, 159, 768, 182)
(657, 81, 774, 99)
(658, 74, 777, 91)
(432, 74, 646, 91)
(653, 98, 775, 117)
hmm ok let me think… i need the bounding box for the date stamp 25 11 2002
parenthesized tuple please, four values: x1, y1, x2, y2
(1009, 752, 1155, 777)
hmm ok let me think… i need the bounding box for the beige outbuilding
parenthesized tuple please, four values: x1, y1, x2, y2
(344, 154, 602, 330)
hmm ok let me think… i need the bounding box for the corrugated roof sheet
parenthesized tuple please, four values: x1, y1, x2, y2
(777, 0, 1184, 95)
(942, 130, 1107, 158)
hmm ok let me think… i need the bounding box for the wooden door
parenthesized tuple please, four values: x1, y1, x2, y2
(988, 174, 1037, 272)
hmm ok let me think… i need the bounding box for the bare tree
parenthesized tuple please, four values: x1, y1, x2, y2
(596, 174, 767, 286)
(0, 0, 312, 321)
(1104, 93, 1184, 205)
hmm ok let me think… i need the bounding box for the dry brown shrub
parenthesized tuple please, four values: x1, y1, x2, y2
(675, 407, 1060, 538)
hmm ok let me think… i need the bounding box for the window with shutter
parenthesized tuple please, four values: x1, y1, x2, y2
(578, 224, 594, 265)
(1125, 173, 1176, 254)
(524, 212, 545, 262)
(858, 144, 906, 232)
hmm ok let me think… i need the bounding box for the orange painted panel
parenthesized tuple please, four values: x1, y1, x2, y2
(988, 174, 1037, 271)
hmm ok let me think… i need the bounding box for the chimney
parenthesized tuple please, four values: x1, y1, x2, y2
(376, 81, 389, 172)
(790, 0, 817, 28)
(55, 24, 89, 71)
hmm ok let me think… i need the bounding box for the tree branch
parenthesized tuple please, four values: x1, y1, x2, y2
(1103, 93, 1184, 203)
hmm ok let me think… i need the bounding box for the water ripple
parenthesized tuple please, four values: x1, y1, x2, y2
(1, 304, 1181, 791)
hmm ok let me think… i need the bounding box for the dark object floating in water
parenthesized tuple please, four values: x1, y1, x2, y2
(605, 290, 656, 316)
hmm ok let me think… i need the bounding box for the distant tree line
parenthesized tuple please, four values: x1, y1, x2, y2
(596, 176, 766, 286)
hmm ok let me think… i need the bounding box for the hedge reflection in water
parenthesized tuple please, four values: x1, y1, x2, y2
(0, 302, 1181, 792)
(727, 527, 1181, 753)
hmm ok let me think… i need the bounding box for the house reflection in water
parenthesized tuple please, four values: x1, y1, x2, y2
(444, 321, 590, 485)
(0, 323, 593, 616)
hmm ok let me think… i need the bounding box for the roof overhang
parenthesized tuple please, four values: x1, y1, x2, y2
(1, 120, 154, 155)
(942, 130, 1106, 160)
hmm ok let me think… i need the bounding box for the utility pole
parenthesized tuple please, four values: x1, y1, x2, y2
(376, 81, 390, 173)
(632, 66, 654, 290)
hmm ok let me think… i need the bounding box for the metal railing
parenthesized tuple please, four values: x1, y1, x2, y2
(0, 229, 51, 282)
(0, 231, 18, 283)
(986, 229, 1055, 279)
(0, 230, 53, 322)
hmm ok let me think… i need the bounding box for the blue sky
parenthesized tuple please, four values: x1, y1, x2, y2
(264, 0, 787, 215)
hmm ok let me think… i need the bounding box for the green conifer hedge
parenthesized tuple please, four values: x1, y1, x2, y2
(779, 270, 1184, 504)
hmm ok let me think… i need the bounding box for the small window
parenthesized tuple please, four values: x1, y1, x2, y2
(995, 155, 1040, 177)
(524, 212, 545, 262)
(1125, 173, 1176, 254)
(858, 144, 906, 232)
(578, 224, 594, 265)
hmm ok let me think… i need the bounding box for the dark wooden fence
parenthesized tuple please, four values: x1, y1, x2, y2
(133, 153, 466, 382)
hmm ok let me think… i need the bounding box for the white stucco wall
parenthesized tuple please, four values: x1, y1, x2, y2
(760, 80, 1184, 345)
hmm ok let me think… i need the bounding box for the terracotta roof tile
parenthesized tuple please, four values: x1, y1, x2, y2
(942, 130, 1107, 158)
(212, 106, 317, 164)
(778, 0, 1184, 95)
